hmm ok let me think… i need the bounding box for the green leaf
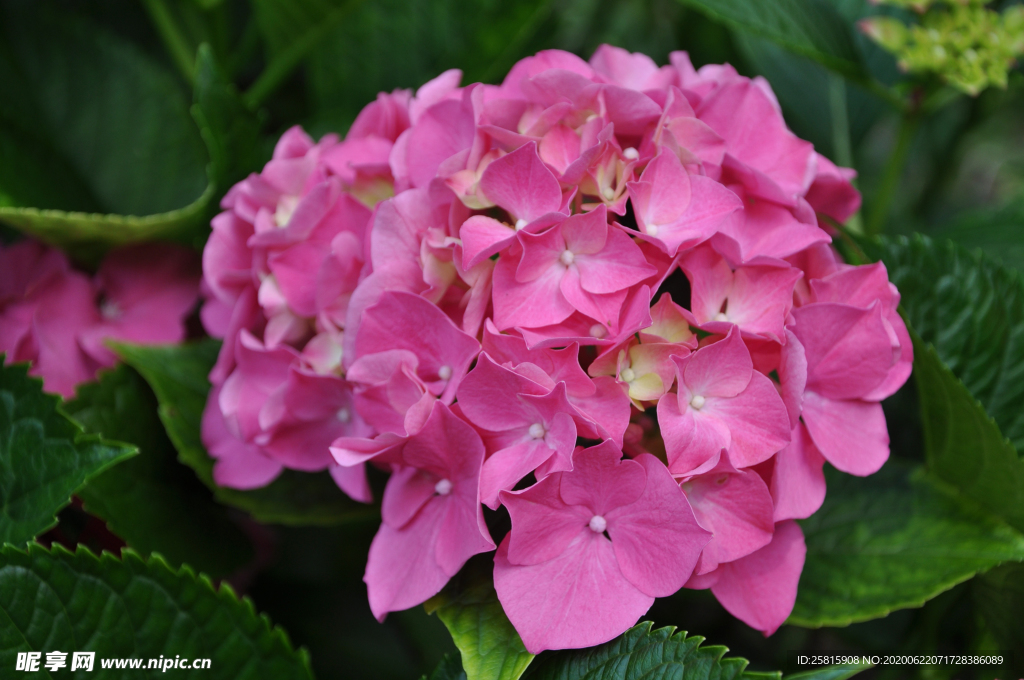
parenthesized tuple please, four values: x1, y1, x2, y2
(0, 543, 312, 679)
(671, 0, 866, 80)
(424, 655, 469, 680)
(912, 338, 1024, 534)
(192, 43, 268, 194)
(114, 341, 378, 526)
(870, 234, 1024, 452)
(0, 3, 212, 253)
(933, 199, 1024, 274)
(0, 360, 136, 547)
(426, 558, 533, 680)
(521, 621, 782, 680)
(790, 461, 1024, 628)
(246, 0, 365, 106)
(784, 664, 874, 680)
(304, 0, 551, 131)
(974, 561, 1024, 676)
(64, 365, 253, 578)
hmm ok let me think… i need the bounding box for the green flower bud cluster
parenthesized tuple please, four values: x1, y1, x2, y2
(861, 1, 1024, 95)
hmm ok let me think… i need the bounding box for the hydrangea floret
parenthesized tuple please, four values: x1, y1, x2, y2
(198, 45, 912, 652)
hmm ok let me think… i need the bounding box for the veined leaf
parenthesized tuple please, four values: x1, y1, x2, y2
(672, 0, 865, 79)
(912, 339, 1024, 534)
(871, 234, 1024, 452)
(114, 341, 377, 526)
(426, 558, 533, 680)
(974, 561, 1024, 676)
(0, 543, 312, 679)
(0, 3, 212, 253)
(0, 359, 136, 547)
(65, 365, 253, 578)
(790, 461, 1024, 628)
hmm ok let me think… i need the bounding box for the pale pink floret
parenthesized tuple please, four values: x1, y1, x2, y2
(681, 244, 801, 343)
(658, 327, 790, 475)
(492, 206, 655, 330)
(80, 243, 201, 365)
(627, 150, 742, 256)
(457, 354, 577, 508)
(364, 402, 495, 620)
(494, 442, 710, 653)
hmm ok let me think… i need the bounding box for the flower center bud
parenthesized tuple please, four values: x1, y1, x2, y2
(528, 422, 546, 439)
(336, 408, 351, 423)
(589, 324, 607, 339)
(690, 394, 706, 410)
(602, 186, 616, 201)
(437, 365, 453, 380)
(559, 250, 575, 266)
(645, 224, 659, 236)
(623, 147, 639, 160)
(588, 515, 608, 533)
(620, 367, 636, 383)
(434, 478, 453, 496)
(100, 300, 121, 320)
(514, 219, 527, 231)
(714, 312, 728, 322)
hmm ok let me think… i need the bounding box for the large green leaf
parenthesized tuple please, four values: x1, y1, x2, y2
(64, 365, 253, 578)
(0, 543, 312, 679)
(0, 360, 136, 547)
(671, 0, 865, 80)
(521, 621, 785, 680)
(0, 3, 212, 252)
(192, 44, 268, 195)
(912, 339, 1024, 534)
(426, 558, 533, 680)
(114, 341, 378, 526)
(871, 234, 1024, 451)
(933, 199, 1024, 274)
(790, 461, 1024, 628)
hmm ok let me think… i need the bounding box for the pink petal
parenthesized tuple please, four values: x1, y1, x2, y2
(606, 454, 710, 597)
(769, 422, 826, 521)
(493, 533, 654, 654)
(706, 371, 791, 468)
(679, 327, 752, 399)
(558, 440, 647, 514)
(479, 141, 563, 222)
(801, 392, 889, 476)
(711, 520, 806, 636)
(683, 459, 774, 573)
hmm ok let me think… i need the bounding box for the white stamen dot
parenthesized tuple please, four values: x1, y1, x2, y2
(620, 367, 636, 383)
(559, 250, 575, 266)
(589, 324, 608, 339)
(435, 479, 453, 496)
(690, 394, 706, 410)
(589, 515, 608, 533)
(528, 423, 546, 439)
(602, 186, 616, 201)
(438, 365, 453, 380)
(515, 219, 527, 231)
(714, 312, 728, 322)
(645, 224, 659, 236)
(623, 147, 639, 160)
(100, 300, 121, 320)
(336, 408, 351, 423)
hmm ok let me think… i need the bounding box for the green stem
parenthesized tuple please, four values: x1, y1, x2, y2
(242, 0, 366, 110)
(828, 73, 864, 234)
(866, 113, 918, 237)
(142, 0, 196, 84)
